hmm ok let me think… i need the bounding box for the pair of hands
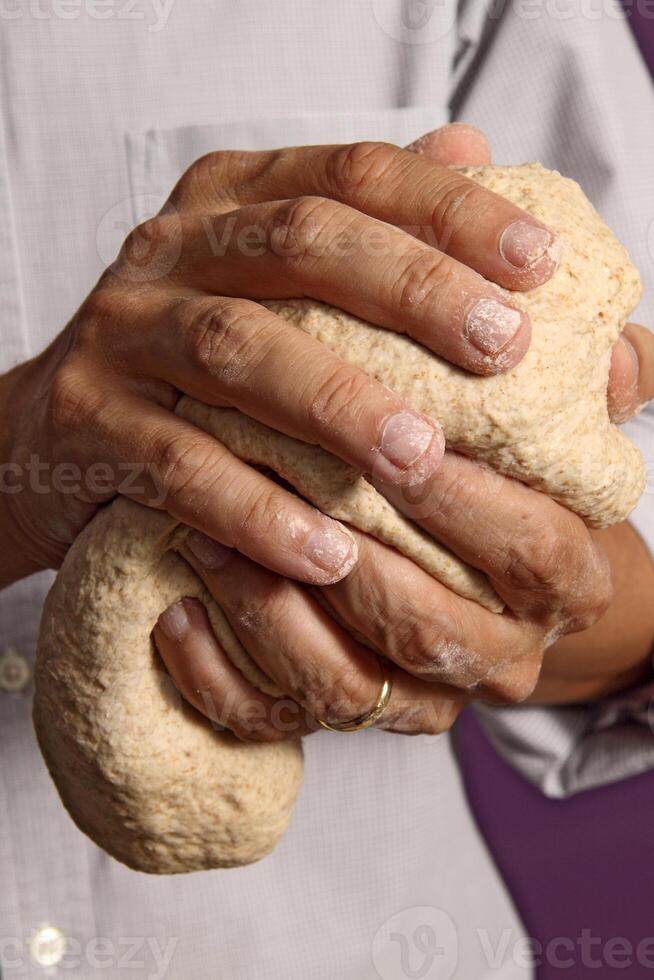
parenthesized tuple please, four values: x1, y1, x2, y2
(3, 124, 653, 739)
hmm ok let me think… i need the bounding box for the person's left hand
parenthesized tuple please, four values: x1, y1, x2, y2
(153, 443, 613, 738)
(152, 125, 654, 738)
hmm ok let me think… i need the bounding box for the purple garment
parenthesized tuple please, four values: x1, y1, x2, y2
(454, 11, 654, 978)
(455, 709, 654, 978)
(625, 7, 654, 75)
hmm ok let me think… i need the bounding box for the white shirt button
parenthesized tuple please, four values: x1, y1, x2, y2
(29, 924, 67, 967)
(0, 648, 31, 693)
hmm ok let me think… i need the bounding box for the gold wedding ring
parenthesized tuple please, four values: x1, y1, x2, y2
(317, 668, 393, 733)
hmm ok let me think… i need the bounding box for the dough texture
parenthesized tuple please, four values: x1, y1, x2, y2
(34, 164, 644, 874)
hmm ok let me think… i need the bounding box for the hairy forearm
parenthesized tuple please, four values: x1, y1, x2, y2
(529, 521, 654, 704)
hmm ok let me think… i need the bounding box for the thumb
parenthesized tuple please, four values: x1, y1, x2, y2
(405, 122, 492, 167)
(608, 324, 654, 424)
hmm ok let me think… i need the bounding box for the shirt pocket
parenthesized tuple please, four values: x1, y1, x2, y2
(124, 106, 449, 222)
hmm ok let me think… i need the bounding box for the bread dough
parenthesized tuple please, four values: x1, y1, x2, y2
(33, 164, 645, 874)
(34, 500, 305, 874)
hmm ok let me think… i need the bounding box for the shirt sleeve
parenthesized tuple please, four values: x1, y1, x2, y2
(451, 1, 654, 795)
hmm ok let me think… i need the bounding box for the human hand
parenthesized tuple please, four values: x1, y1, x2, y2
(153, 448, 613, 738)
(1, 124, 561, 589)
(152, 126, 654, 735)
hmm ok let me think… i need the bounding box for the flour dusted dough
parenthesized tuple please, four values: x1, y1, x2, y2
(34, 164, 644, 874)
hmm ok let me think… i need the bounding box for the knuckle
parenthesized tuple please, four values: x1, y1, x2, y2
(271, 195, 344, 268)
(394, 247, 455, 318)
(153, 435, 221, 504)
(229, 582, 292, 639)
(232, 484, 287, 540)
(183, 298, 274, 383)
(561, 542, 614, 633)
(390, 604, 461, 680)
(49, 355, 117, 438)
(49, 359, 88, 433)
(171, 154, 213, 204)
(430, 175, 487, 249)
(483, 658, 542, 705)
(430, 463, 480, 519)
(502, 524, 568, 598)
(305, 363, 371, 433)
(311, 663, 380, 728)
(171, 150, 242, 208)
(117, 213, 181, 280)
(326, 140, 399, 197)
(72, 290, 118, 353)
(502, 518, 614, 631)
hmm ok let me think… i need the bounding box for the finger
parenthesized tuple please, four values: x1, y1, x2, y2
(177, 142, 560, 291)
(320, 532, 545, 705)
(77, 387, 358, 585)
(376, 451, 613, 630)
(115, 290, 445, 487)
(608, 323, 654, 423)
(154, 597, 305, 741)
(405, 122, 492, 167)
(171, 201, 532, 375)
(180, 532, 466, 735)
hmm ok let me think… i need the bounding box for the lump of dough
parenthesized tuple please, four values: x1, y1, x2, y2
(33, 163, 644, 874)
(34, 501, 304, 874)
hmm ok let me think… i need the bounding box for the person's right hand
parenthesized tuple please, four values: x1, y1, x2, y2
(1, 124, 560, 588)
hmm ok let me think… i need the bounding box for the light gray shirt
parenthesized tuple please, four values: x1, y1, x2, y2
(0, 3, 653, 978)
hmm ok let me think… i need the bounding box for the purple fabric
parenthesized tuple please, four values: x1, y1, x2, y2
(452, 10, 654, 978)
(625, 6, 654, 75)
(454, 14, 654, 978)
(455, 709, 654, 978)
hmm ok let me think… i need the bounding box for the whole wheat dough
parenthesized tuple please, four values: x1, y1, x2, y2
(34, 164, 645, 874)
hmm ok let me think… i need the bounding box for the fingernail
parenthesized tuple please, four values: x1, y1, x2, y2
(185, 530, 233, 569)
(499, 220, 560, 270)
(621, 335, 640, 375)
(610, 336, 641, 424)
(303, 523, 357, 579)
(380, 411, 438, 469)
(465, 298, 523, 355)
(157, 599, 191, 641)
